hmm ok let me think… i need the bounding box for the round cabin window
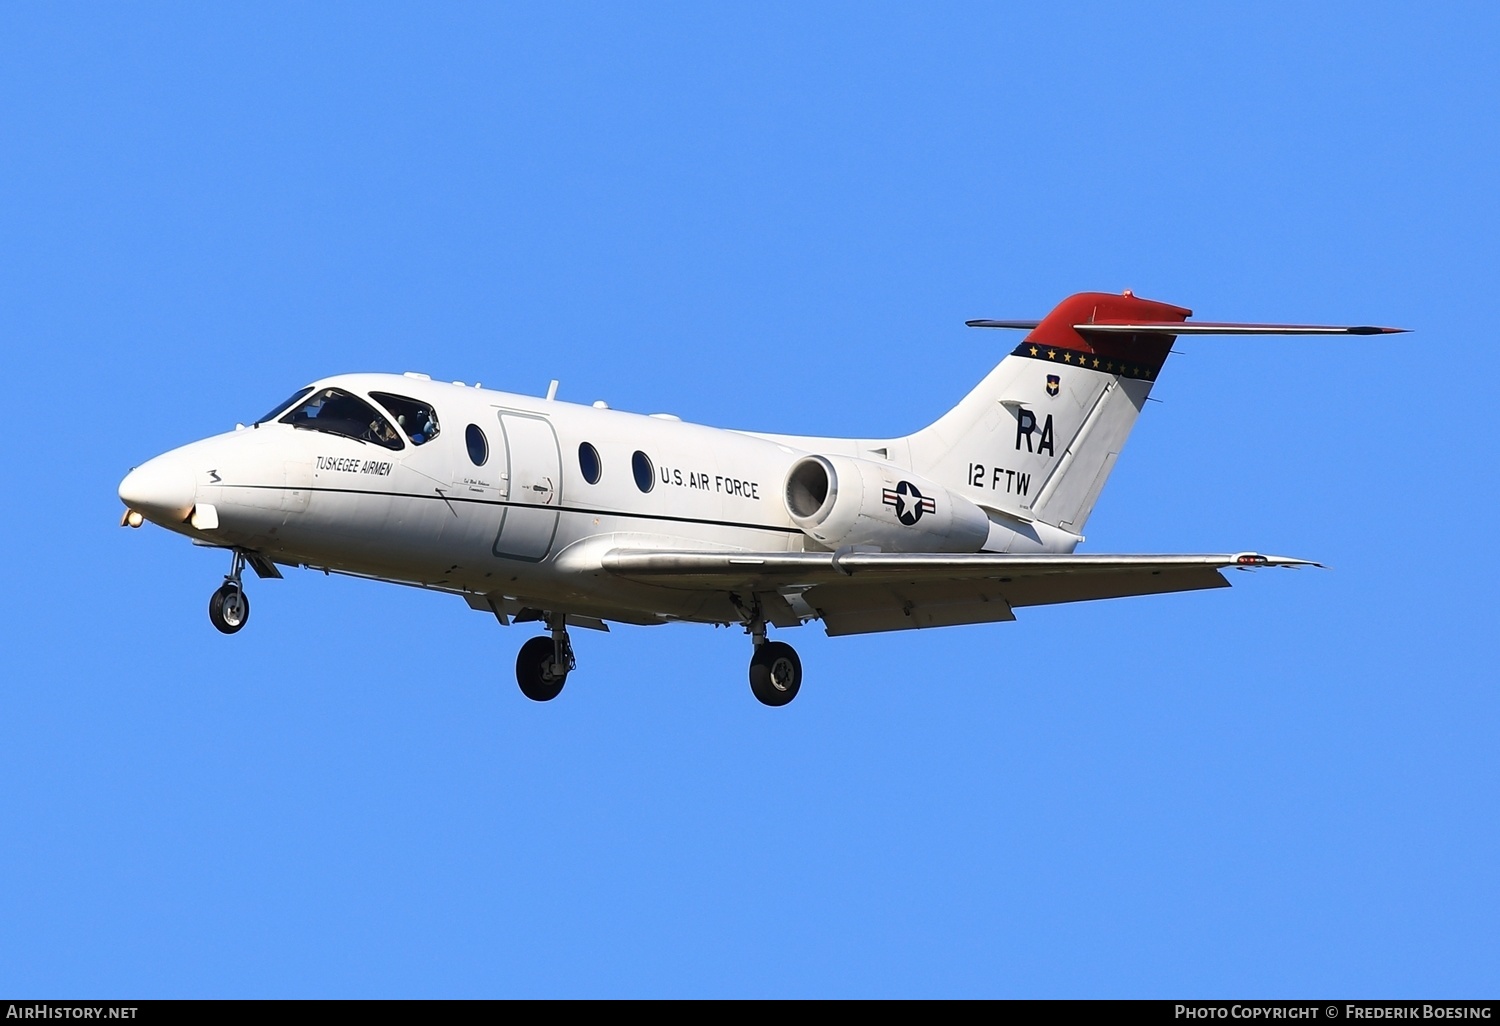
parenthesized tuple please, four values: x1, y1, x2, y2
(631, 450, 654, 493)
(579, 442, 602, 485)
(465, 424, 488, 466)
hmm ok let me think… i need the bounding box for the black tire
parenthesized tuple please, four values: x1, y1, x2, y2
(749, 641, 801, 706)
(208, 584, 249, 635)
(516, 635, 567, 702)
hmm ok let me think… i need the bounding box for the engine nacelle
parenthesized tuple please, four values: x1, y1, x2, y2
(783, 454, 990, 553)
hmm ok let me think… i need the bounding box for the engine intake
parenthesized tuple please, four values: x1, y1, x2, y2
(783, 455, 990, 552)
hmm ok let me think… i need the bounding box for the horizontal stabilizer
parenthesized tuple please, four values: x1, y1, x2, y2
(967, 319, 1408, 335)
(965, 319, 1042, 330)
(1070, 322, 1408, 335)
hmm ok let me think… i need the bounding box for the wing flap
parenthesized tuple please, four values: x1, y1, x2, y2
(807, 579, 1017, 636)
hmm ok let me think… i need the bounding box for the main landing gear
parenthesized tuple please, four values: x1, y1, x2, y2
(515, 613, 575, 702)
(208, 549, 250, 635)
(747, 621, 802, 707)
(508, 611, 804, 707)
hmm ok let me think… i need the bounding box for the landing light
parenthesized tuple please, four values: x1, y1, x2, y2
(121, 509, 144, 528)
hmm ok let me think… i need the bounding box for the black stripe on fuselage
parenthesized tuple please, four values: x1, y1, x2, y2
(226, 484, 802, 535)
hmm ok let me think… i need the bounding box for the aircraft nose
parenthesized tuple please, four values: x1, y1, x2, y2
(119, 455, 196, 524)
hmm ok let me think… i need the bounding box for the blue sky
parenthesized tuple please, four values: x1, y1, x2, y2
(2, 2, 1496, 997)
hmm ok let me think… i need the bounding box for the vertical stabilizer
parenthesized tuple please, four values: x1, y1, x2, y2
(906, 291, 1189, 534)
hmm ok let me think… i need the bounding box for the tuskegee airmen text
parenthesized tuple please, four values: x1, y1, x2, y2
(316, 455, 393, 476)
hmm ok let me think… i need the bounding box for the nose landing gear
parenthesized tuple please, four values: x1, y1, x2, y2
(515, 613, 575, 702)
(208, 550, 250, 634)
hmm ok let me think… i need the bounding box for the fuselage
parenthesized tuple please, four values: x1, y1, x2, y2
(120, 371, 1060, 627)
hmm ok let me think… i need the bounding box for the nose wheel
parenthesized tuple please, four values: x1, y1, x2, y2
(208, 550, 251, 635)
(209, 583, 250, 633)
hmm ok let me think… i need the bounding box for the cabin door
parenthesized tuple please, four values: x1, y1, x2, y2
(491, 411, 562, 562)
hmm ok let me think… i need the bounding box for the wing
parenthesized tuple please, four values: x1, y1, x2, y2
(602, 550, 1319, 637)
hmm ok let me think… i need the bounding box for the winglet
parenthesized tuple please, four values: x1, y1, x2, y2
(1232, 552, 1325, 569)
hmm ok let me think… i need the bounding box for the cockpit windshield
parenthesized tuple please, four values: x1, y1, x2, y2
(279, 387, 404, 450)
(370, 392, 440, 445)
(256, 386, 314, 425)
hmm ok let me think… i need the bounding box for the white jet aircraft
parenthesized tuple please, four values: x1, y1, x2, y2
(118, 291, 1404, 705)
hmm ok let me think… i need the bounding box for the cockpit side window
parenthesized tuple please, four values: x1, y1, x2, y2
(256, 386, 314, 425)
(279, 388, 404, 450)
(370, 392, 441, 446)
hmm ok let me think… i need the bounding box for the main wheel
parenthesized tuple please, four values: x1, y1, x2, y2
(516, 635, 567, 702)
(208, 584, 250, 635)
(749, 641, 801, 706)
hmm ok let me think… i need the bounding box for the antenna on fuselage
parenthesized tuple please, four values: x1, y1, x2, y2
(546, 379, 559, 401)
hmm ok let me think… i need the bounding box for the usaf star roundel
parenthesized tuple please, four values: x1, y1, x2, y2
(882, 480, 938, 526)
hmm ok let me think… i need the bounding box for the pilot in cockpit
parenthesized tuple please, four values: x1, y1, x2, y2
(369, 391, 439, 446)
(368, 416, 398, 446)
(399, 409, 436, 444)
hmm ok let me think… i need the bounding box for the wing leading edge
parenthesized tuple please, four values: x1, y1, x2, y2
(602, 550, 1319, 637)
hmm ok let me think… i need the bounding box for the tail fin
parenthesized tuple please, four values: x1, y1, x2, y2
(906, 290, 1405, 536)
(906, 291, 1186, 535)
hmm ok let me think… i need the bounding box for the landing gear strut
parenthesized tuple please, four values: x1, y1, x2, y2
(746, 620, 801, 707)
(516, 613, 574, 702)
(208, 550, 250, 635)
